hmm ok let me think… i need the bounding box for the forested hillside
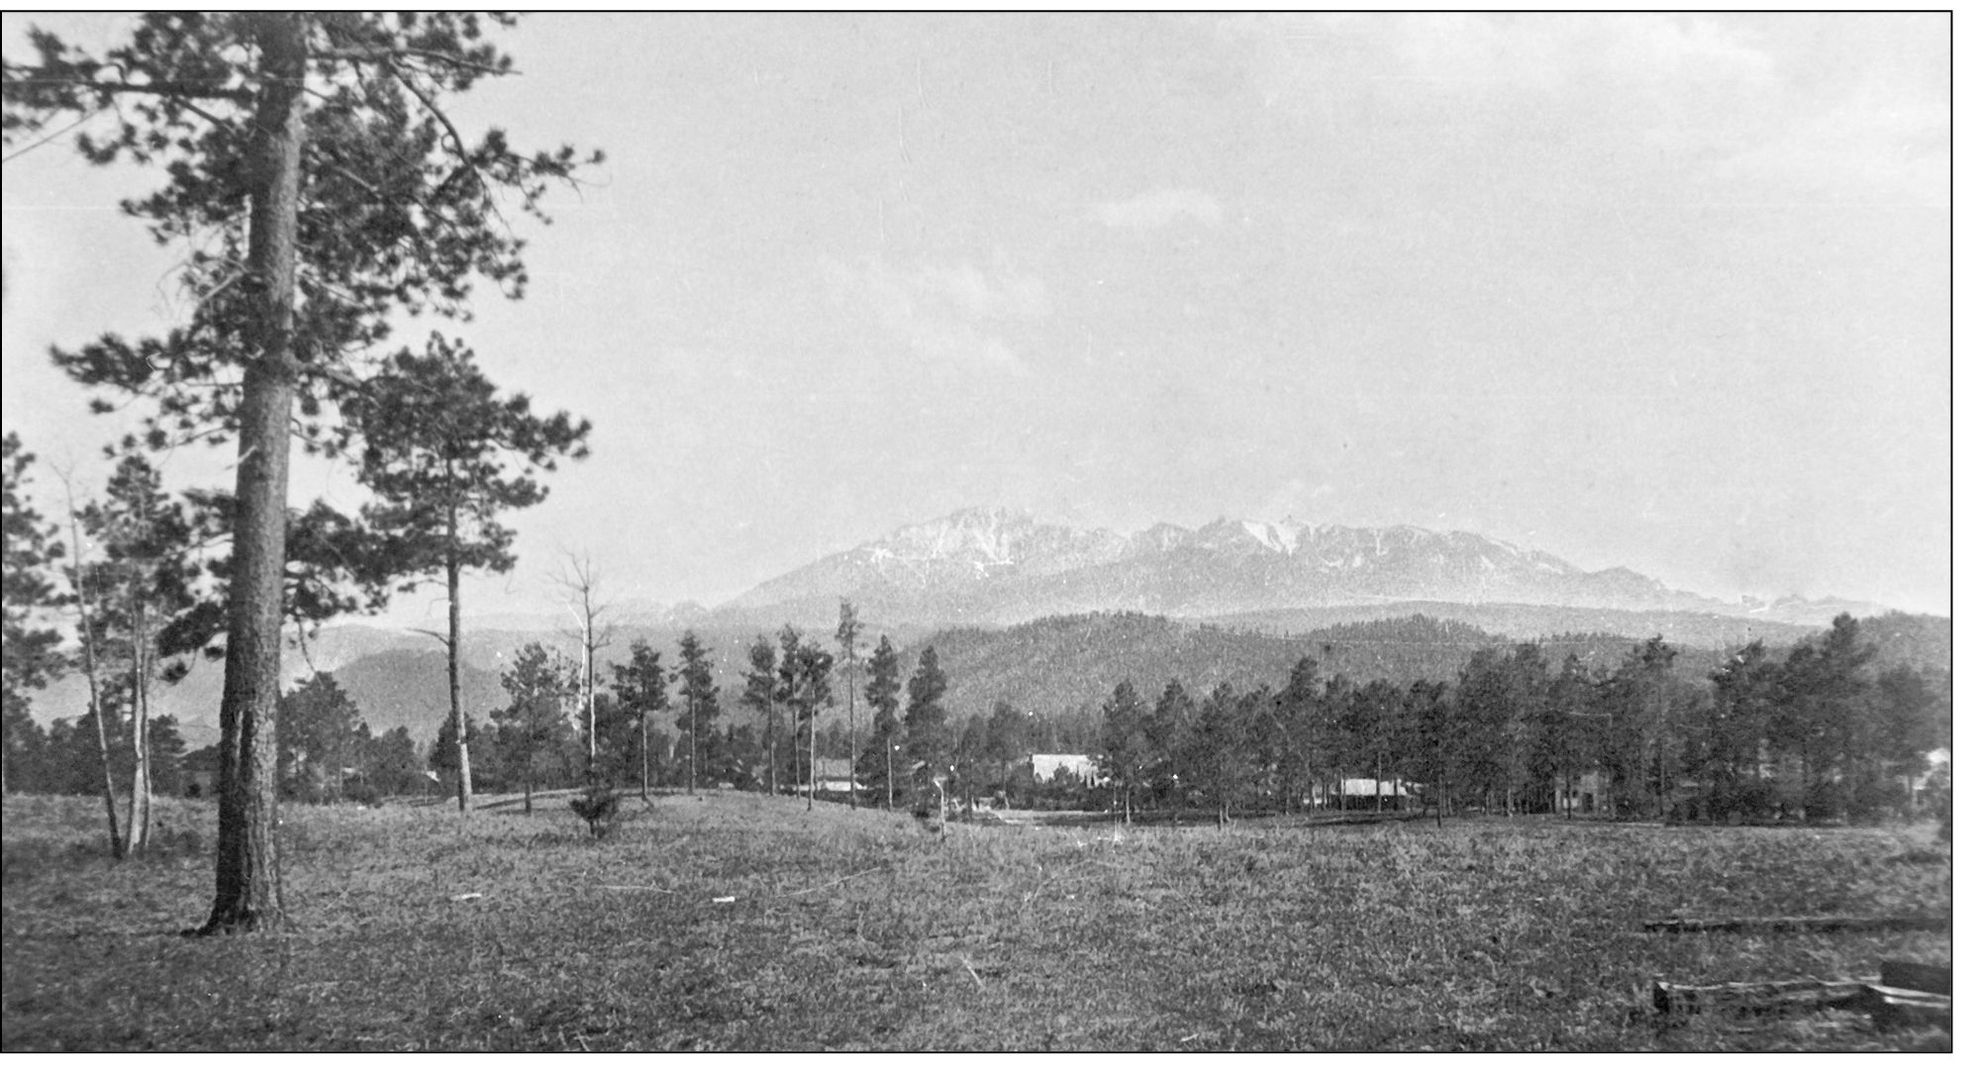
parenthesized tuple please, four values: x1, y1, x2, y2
(919, 612, 1736, 724)
(19, 609, 1947, 752)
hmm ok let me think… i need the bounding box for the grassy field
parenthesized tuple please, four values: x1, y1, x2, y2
(0, 791, 1950, 1051)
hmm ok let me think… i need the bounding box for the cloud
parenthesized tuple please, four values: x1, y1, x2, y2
(1712, 82, 1946, 207)
(1386, 13, 1775, 94)
(1090, 188, 1224, 230)
(822, 253, 1046, 376)
(1212, 13, 1780, 150)
(1207, 14, 1942, 208)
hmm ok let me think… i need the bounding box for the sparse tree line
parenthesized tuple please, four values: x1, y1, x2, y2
(1066, 615, 1948, 826)
(9, 505, 1951, 840)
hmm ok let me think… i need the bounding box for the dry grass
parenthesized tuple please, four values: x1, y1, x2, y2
(0, 792, 1950, 1051)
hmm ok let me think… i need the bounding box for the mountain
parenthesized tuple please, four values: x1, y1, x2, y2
(715, 507, 1870, 629)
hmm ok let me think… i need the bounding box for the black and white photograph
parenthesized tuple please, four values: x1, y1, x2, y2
(0, 10, 1951, 1051)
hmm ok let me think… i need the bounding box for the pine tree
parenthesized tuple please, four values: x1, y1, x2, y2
(1273, 656, 1322, 814)
(1354, 679, 1406, 813)
(902, 645, 950, 807)
(1540, 654, 1598, 819)
(858, 636, 904, 809)
(773, 625, 804, 789)
(4, 12, 600, 933)
(277, 672, 362, 803)
(351, 339, 590, 811)
(1, 434, 68, 796)
(1403, 680, 1454, 827)
(1146, 680, 1194, 818)
(674, 632, 719, 794)
(740, 635, 780, 794)
(149, 714, 189, 799)
(982, 699, 1029, 804)
(1185, 682, 1251, 828)
(429, 710, 483, 797)
(1097, 680, 1149, 824)
(494, 642, 578, 814)
(784, 639, 835, 810)
(1704, 642, 1781, 820)
(835, 601, 862, 807)
(363, 725, 423, 797)
(609, 639, 671, 801)
(1873, 664, 1943, 816)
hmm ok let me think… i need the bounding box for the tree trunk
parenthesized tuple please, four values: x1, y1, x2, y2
(523, 773, 532, 814)
(91, 700, 124, 860)
(66, 504, 123, 858)
(200, 12, 305, 935)
(446, 545, 472, 813)
(884, 742, 894, 810)
(686, 694, 696, 794)
(845, 664, 857, 808)
(582, 616, 595, 780)
(639, 711, 649, 801)
(125, 599, 152, 855)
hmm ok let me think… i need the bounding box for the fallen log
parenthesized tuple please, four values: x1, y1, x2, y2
(1850, 984, 1952, 1027)
(1642, 915, 1949, 935)
(1653, 979, 1951, 1027)
(1880, 959, 1952, 997)
(1653, 978, 1864, 1015)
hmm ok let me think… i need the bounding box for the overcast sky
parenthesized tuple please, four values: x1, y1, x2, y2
(1, 13, 1951, 626)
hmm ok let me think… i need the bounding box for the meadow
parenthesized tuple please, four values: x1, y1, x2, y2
(0, 791, 1950, 1051)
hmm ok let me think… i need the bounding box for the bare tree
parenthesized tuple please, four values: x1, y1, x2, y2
(836, 601, 862, 807)
(554, 551, 614, 780)
(52, 464, 121, 859)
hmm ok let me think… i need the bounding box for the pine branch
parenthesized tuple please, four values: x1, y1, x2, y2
(315, 46, 511, 77)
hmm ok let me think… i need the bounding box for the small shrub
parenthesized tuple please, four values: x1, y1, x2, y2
(342, 782, 385, 808)
(569, 785, 621, 839)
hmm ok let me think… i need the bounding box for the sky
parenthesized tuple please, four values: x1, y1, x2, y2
(0, 12, 1952, 628)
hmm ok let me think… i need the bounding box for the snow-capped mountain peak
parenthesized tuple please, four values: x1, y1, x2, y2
(722, 506, 1733, 625)
(1238, 518, 1310, 555)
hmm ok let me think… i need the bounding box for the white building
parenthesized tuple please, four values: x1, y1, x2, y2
(1030, 753, 1100, 786)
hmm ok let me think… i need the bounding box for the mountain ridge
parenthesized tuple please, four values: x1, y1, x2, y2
(713, 507, 1882, 629)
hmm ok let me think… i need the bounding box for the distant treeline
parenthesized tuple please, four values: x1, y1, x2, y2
(5, 608, 1947, 828)
(1044, 613, 1948, 824)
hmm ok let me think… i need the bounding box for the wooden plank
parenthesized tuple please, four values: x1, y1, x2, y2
(1653, 979, 1864, 1015)
(1643, 915, 1949, 935)
(1853, 984, 1952, 1027)
(1880, 959, 1952, 996)
(1654, 978, 1952, 1026)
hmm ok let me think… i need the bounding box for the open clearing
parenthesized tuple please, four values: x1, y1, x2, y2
(0, 792, 1950, 1051)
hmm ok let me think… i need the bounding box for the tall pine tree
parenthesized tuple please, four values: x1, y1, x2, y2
(609, 639, 671, 802)
(674, 632, 719, 794)
(902, 645, 949, 807)
(858, 635, 903, 809)
(1, 434, 68, 796)
(350, 338, 589, 812)
(4, 12, 600, 932)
